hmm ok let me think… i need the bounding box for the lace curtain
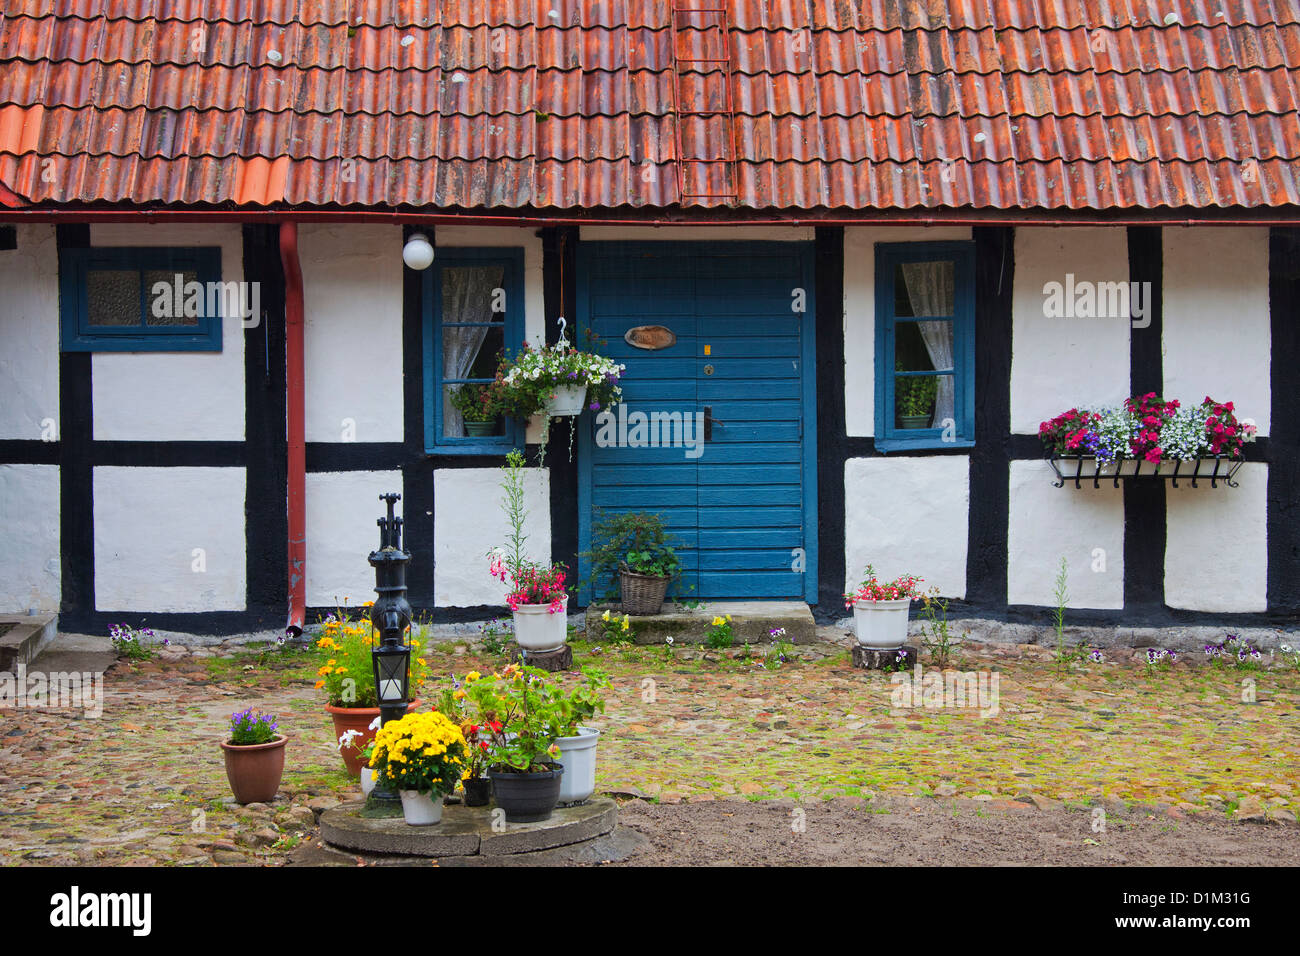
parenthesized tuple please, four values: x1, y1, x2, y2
(899, 261, 956, 427)
(441, 265, 502, 436)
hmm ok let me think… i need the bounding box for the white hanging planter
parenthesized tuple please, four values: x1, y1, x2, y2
(851, 598, 912, 649)
(399, 789, 444, 826)
(512, 596, 569, 652)
(554, 726, 600, 805)
(545, 384, 588, 417)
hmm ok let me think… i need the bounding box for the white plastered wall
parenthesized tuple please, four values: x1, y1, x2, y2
(844, 456, 969, 598)
(300, 224, 404, 443)
(1165, 463, 1268, 612)
(842, 226, 973, 437)
(1163, 227, 1270, 436)
(1007, 460, 1125, 608)
(0, 224, 60, 440)
(1162, 229, 1270, 612)
(434, 467, 551, 606)
(0, 464, 60, 611)
(304, 470, 403, 608)
(1010, 227, 1131, 433)
(93, 466, 246, 612)
(89, 223, 246, 441)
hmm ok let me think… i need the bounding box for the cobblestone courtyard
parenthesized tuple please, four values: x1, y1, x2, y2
(1, 629, 1296, 866)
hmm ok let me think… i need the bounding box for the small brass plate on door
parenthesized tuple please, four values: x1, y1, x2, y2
(703, 364, 715, 375)
(625, 325, 676, 350)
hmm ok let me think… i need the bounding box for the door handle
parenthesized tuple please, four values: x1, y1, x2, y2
(703, 406, 725, 442)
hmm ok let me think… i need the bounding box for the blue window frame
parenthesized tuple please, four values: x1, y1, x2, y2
(873, 241, 976, 451)
(422, 248, 525, 454)
(59, 246, 224, 352)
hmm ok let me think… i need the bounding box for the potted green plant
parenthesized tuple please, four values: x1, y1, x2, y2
(369, 710, 471, 826)
(490, 451, 569, 652)
(588, 510, 681, 615)
(465, 664, 566, 823)
(895, 363, 937, 429)
(314, 605, 428, 777)
(220, 709, 287, 805)
(545, 667, 609, 805)
(448, 380, 509, 437)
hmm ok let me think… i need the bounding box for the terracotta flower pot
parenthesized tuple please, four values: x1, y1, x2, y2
(326, 700, 421, 778)
(220, 735, 288, 805)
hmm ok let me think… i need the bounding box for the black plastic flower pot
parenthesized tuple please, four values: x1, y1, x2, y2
(487, 763, 565, 823)
(462, 776, 492, 807)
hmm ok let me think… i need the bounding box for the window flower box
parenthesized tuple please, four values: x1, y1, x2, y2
(1040, 394, 1253, 489)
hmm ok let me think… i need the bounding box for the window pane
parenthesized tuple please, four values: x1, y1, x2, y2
(443, 324, 504, 380)
(895, 260, 955, 317)
(443, 384, 505, 439)
(86, 269, 141, 327)
(142, 270, 201, 326)
(441, 264, 507, 324)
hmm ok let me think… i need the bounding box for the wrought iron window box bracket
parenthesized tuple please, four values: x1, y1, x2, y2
(1047, 455, 1243, 489)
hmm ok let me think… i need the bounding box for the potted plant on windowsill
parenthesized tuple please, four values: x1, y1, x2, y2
(448, 380, 509, 438)
(845, 565, 926, 649)
(491, 451, 570, 653)
(895, 364, 937, 429)
(545, 667, 610, 806)
(465, 664, 567, 823)
(369, 710, 470, 826)
(220, 709, 287, 805)
(587, 511, 682, 615)
(314, 604, 427, 777)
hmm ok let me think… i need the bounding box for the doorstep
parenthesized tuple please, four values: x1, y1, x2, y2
(585, 601, 816, 646)
(0, 613, 58, 672)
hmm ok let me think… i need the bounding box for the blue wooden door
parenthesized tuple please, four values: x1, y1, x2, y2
(578, 241, 817, 603)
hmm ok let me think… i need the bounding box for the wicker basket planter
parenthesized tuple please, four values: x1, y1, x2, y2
(619, 569, 671, 615)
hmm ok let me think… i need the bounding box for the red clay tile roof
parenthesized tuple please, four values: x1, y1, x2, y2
(0, 0, 1298, 213)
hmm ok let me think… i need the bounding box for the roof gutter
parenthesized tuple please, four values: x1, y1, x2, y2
(279, 221, 307, 641)
(2, 208, 1300, 228)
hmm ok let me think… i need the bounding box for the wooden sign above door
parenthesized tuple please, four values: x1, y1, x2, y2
(624, 325, 677, 350)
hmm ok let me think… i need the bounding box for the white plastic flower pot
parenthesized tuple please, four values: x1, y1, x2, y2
(545, 384, 588, 417)
(852, 598, 912, 649)
(555, 726, 599, 805)
(512, 596, 569, 652)
(360, 767, 376, 798)
(399, 789, 444, 826)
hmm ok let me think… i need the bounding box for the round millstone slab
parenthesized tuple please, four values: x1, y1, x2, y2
(320, 797, 618, 858)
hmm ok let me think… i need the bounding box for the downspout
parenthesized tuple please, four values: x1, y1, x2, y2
(280, 221, 307, 639)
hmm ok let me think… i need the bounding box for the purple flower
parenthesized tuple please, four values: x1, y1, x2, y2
(589, 401, 601, 411)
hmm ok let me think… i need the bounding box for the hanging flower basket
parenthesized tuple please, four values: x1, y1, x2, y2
(544, 384, 588, 417)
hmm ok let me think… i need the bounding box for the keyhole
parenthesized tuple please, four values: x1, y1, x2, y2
(703, 364, 714, 375)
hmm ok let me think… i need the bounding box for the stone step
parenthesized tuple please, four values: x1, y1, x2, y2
(585, 600, 816, 646)
(0, 613, 58, 672)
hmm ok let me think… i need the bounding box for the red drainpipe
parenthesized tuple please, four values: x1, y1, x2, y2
(279, 221, 307, 639)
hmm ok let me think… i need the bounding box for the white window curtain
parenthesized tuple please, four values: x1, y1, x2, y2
(899, 261, 956, 427)
(441, 265, 502, 436)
